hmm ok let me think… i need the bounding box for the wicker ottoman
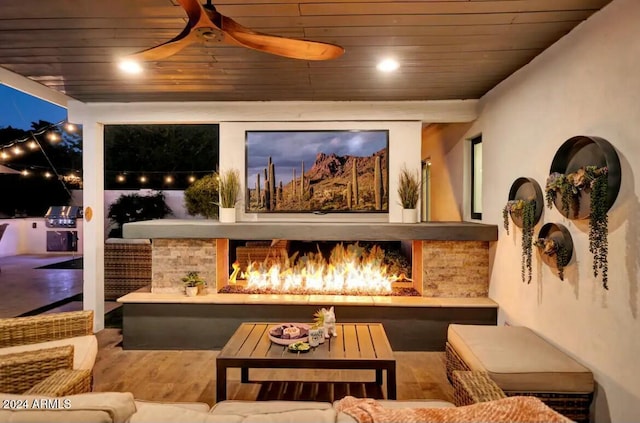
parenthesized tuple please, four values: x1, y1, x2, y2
(446, 324, 593, 423)
(104, 238, 152, 300)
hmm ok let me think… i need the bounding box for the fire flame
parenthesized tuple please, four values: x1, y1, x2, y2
(230, 243, 404, 295)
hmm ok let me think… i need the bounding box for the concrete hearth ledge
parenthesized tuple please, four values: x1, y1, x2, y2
(117, 288, 498, 308)
(123, 219, 498, 241)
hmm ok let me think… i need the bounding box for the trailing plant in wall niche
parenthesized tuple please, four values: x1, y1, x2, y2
(502, 198, 537, 283)
(588, 167, 609, 289)
(545, 166, 609, 289)
(534, 238, 570, 281)
(545, 172, 574, 217)
(502, 199, 524, 235)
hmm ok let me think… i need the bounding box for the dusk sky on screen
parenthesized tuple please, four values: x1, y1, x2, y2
(0, 84, 67, 130)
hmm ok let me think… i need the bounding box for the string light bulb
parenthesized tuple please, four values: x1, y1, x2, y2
(13, 146, 23, 156)
(139, 175, 148, 183)
(0, 151, 9, 160)
(116, 174, 126, 183)
(27, 141, 39, 150)
(47, 132, 60, 143)
(188, 175, 196, 183)
(164, 175, 174, 184)
(64, 123, 77, 132)
(44, 171, 52, 179)
(21, 169, 29, 176)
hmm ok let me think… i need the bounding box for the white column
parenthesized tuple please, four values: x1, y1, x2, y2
(81, 120, 105, 331)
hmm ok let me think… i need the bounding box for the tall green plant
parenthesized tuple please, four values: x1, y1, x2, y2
(107, 191, 172, 237)
(218, 169, 241, 208)
(397, 166, 420, 209)
(184, 173, 219, 219)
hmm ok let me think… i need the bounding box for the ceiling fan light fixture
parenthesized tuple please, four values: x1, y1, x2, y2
(377, 58, 399, 73)
(118, 59, 143, 74)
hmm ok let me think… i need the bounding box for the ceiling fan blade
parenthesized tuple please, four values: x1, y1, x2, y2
(124, 29, 200, 62)
(122, 0, 344, 63)
(219, 14, 344, 61)
(122, 0, 208, 62)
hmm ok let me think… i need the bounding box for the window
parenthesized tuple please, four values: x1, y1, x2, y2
(470, 135, 482, 220)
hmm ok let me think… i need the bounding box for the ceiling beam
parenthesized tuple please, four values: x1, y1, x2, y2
(68, 99, 478, 125)
(0, 65, 74, 108)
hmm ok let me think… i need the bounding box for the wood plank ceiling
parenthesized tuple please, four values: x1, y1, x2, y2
(0, 0, 612, 102)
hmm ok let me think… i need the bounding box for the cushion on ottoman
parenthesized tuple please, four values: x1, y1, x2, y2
(447, 324, 593, 393)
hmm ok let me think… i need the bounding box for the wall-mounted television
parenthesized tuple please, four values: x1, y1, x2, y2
(245, 130, 389, 213)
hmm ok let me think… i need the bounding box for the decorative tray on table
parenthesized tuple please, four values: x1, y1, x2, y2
(268, 323, 310, 345)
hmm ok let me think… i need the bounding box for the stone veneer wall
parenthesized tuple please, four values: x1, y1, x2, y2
(422, 240, 489, 297)
(151, 239, 217, 294)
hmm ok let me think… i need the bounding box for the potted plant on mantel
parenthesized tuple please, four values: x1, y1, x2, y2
(181, 271, 206, 297)
(218, 168, 241, 223)
(397, 166, 420, 223)
(545, 165, 609, 289)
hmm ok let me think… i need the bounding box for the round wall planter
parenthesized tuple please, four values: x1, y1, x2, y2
(536, 223, 573, 279)
(548, 135, 621, 219)
(507, 177, 543, 228)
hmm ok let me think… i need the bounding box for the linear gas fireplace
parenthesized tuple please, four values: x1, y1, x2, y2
(131, 220, 497, 298)
(221, 240, 417, 296)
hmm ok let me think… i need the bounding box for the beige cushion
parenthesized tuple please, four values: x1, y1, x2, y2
(210, 400, 332, 415)
(0, 335, 97, 371)
(129, 403, 238, 423)
(134, 400, 210, 413)
(0, 392, 136, 423)
(239, 409, 335, 423)
(448, 324, 594, 393)
(105, 238, 150, 244)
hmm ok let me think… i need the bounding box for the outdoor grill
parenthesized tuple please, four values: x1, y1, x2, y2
(44, 206, 82, 228)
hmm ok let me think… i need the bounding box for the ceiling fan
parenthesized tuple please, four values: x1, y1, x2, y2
(122, 0, 345, 63)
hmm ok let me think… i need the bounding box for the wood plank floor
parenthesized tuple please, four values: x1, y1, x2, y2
(93, 329, 454, 406)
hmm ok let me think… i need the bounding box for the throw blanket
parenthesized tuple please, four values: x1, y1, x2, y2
(335, 396, 574, 423)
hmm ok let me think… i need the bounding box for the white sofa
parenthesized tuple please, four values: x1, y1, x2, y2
(0, 373, 573, 423)
(0, 392, 455, 423)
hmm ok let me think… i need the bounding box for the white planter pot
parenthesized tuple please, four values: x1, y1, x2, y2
(402, 208, 418, 223)
(219, 207, 236, 223)
(185, 286, 198, 297)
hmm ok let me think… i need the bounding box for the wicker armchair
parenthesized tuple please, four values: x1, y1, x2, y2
(0, 310, 94, 395)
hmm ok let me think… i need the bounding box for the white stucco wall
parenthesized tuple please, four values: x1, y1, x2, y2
(453, 0, 639, 420)
(0, 218, 84, 256)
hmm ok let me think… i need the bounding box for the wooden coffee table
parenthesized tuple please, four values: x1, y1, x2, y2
(216, 322, 396, 403)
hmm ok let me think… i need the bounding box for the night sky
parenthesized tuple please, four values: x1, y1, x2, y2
(0, 84, 67, 130)
(246, 130, 388, 186)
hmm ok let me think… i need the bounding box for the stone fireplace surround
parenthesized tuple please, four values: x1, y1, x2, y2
(118, 220, 498, 351)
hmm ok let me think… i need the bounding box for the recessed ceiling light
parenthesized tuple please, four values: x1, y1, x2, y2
(377, 58, 399, 73)
(118, 59, 143, 74)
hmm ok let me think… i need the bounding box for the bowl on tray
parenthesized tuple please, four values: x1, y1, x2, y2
(268, 323, 310, 345)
